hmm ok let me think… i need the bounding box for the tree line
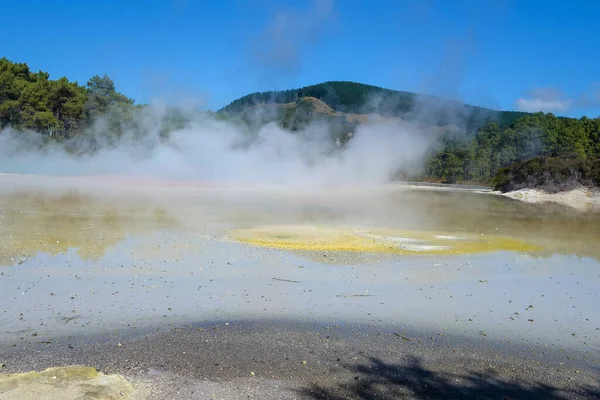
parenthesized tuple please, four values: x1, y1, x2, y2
(426, 112, 600, 190)
(0, 57, 136, 139)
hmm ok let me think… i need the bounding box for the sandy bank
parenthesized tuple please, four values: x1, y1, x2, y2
(502, 187, 600, 210)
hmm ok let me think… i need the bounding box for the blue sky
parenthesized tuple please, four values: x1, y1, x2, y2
(2, 0, 599, 117)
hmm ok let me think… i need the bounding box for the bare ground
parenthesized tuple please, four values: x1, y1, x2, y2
(1, 320, 599, 400)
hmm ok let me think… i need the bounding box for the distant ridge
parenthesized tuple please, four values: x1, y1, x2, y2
(219, 81, 530, 130)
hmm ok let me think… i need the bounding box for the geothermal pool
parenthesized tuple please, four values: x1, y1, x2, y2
(1, 176, 599, 359)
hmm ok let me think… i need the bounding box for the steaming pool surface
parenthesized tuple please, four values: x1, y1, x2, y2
(1, 176, 599, 365)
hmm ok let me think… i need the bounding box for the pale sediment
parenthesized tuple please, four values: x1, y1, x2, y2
(0, 365, 136, 400)
(502, 187, 600, 210)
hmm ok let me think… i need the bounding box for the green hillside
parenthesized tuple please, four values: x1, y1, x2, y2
(219, 81, 530, 130)
(220, 81, 600, 188)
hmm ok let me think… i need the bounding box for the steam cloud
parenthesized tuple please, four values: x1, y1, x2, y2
(516, 88, 573, 113)
(0, 0, 441, 187)
(249, 0, 337, 87)
(516, 85, 600, 114)
(0, 103, 432, 189)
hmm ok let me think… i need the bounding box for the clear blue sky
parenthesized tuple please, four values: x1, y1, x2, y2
(2, 0, 599, 117)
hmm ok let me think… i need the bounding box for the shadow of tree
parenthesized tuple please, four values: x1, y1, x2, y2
(300, 356, 600, 400)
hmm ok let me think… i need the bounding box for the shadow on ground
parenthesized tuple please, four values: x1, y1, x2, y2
(300, 356, 600, 400)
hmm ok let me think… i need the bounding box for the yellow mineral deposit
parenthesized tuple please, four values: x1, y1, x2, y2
(0, 365, 136, 400)
(228, 225, 542, 255)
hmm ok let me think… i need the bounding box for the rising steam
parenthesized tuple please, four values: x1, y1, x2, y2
(0, 102, 432, 189)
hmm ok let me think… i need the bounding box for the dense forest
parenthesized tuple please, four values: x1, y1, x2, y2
(493, 155, 600, 193)
(425, 112, 600, 189)
(1, 57, 599, 191)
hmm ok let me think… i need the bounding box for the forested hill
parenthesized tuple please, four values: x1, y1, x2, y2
(221, 81, 600, 189)
(219, 81, 530, 130)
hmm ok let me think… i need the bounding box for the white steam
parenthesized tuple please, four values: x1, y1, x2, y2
(0, 103, 431, 189)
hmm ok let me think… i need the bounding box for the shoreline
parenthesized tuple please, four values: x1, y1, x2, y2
(501, 187, 600, 210)
(2, 319, 599, 399)
(0, 172, 496, 198)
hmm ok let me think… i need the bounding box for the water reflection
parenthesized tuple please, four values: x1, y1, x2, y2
(0, 190, 179, 266)
(384, 190, 600, 260)
(1, 185, 599, 266)
(214, 188, 600, 261)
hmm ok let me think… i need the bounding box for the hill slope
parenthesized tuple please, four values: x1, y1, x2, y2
(219, 81, 530, 131)
(221, 82, 600, 187)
